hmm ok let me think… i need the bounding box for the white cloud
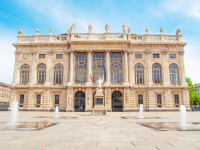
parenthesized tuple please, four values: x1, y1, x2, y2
(161, 0, 200, 19)
(0, 34, 15, 84)
(21, 0, 104, 33)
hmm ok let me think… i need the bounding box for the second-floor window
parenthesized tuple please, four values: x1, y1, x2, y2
(75, 53, 87, 83)
(134, 63, 144, 84)
(37, 64, 46, 84)
(111, 53, 122, 83)
(152, 63, 162, 84)
(54, 63, 63, 84)
(169, 54, 176, 59)
(20, 64, 30, 84)
(169, 63, 179, 84)
(93, 53, 105, 82)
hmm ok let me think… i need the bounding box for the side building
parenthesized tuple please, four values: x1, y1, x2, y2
(0, 82, 11, 104)
(9, 24, 190, 111)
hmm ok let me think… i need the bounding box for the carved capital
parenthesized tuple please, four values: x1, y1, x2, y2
(69, 49, 75, 53)
(145, 49, 151, 54)
(161, 49, 167, 55)
(178, 50, 184, 55)
(87, 49, 92, 53)
(123, 48, 128, 53)
(105, 49, 111, 53)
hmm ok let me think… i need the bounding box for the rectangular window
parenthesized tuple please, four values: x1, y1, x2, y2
(174, 94, 179, 107)
(157, 94, 162, 108)
(23, 54, 29, 59)
(56, 54, 63, 59)
(135, 53, 142, 59)
(19, 94, 24, 107)
(153, 54, 160, 58)
(39, 54, 45, 59)
(36, 94, 41, 107)
(138, 94, 143, 104)
(169, 54, 176, 59)
(55, 95, 59, 105)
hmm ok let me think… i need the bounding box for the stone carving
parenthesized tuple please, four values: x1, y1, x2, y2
(145, 28, 149, 34)
(50, 28, 53, 35)
(160, 27, 163, 34)
(125, 90, 129, 105)
(128, 28, 131, 34)
(71, 23, 75, 33)
(18, 29, 23, 36)
(106, 90, 110, 105)
(105, 23, 109, 33)
(88, 24, 93, 33)
(68, 93, 72, 107)
(35, 28, 39, 35)
(122, 24, 127, 33)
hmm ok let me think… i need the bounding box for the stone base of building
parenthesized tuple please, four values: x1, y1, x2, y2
(9, 86, 190, 112)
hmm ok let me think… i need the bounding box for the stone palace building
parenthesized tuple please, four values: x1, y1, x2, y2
(9, 24, 190, 111)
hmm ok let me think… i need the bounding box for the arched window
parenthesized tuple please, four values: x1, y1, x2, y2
(54, 63, 63, 84)
(134, 63, 144, 84)
(93, 53, 105, 82)
(20, 64, 30, 84)
(111, 53, 122, 83)
(75, 53, 87, 83)
(169, 63, 179, 84)
(152, 63, 162, 83)
(37, 64, 46, 83)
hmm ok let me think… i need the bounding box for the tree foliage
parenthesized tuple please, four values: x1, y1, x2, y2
(186, 77, 200, 106)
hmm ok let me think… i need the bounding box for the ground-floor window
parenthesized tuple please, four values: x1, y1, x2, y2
(19, 94, 24, 107)
(157, 94, 162, 108)
(174, 94, 179, 107)
(55, 95, 59, 105)
(138, 94, 143, 104)
(36, 94, 41, 107)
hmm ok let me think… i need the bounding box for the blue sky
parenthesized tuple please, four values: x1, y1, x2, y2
(0, 0, 200, 84)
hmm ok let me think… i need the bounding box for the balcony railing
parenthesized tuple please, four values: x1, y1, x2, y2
(17, 32, 181, 43)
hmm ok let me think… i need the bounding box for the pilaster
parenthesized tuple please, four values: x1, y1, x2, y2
(30, 51, 37, 86)
(105, 49, 111, 85)
(123, 49, 129, 85)
(179, 51, 188, 86)
(128, 50, 134, 85)
(68, 49, 74, 85)
(45, 51, 53, 86)
(87, 49, 92, 86)
(64, 51, 69, 86)
(145, 49, 153, 86)
(12, 52, 20, 86)
(85, 87, 93, 111)
(66, 87, 74, 112)
(162, 50, 170, 86)
(105, 88, 111, 111)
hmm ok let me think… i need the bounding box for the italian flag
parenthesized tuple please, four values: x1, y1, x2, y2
(90, 64, 92, 81)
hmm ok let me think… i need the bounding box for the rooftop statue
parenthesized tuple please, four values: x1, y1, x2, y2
(88, 24, 93, 33)
(105, 23, 109, 33)
(122, 24, 127, 33)
(71, 23, 75, 33)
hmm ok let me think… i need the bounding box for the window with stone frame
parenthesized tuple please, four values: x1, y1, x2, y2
(110, 53, 122, 83)
(55, 95, 59, 105)
(37, 64, 46, 84)
(135, 53, 142, 59)
(20, 64, 30, 84)
(174, 94, 179, 107)
(157, 94, 162, 107)
(36, 94, 41, 107)
(169, 63, 179, 84)
(153, 54, 160, 58)
(39, 54, 45, 59)
(23, 54, 29, 59)
(152, 63, 162, 84)
(169, 54, 176, 59)
(138, 94, 143, 104)
(56, 54, 63, 59)
(54, 63, 63, 84)
(19, 94, 24, 107)
(75, 53, 87, 83)
(93, 53, 105, 83)
(134, 63, 144, 84)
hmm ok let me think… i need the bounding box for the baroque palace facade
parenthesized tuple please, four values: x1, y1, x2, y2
(9, 24, 190, 111)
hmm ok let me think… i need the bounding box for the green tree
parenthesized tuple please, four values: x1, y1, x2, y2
(186, 77, 200, 106)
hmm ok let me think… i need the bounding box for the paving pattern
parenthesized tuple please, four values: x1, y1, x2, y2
(0, 111, 200, 150)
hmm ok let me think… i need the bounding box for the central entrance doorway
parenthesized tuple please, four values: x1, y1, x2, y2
(74, 91, 85, 112)
(112, 91, 123, 112)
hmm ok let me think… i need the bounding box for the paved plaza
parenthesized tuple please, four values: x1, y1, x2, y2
(1, 111, 200, 150)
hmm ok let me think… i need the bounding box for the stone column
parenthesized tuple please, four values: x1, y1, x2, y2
(87, 50, 92, 85)
(145, 50, 153, 86)
(162, 50, 170, 86)
(68, 50, 74, 85)
(105, 49, 111, 85)
(179, 51, 188, 86)
(85, 87, 93, 111)
(129, 51, 134, 84)
(45, 51, 53, 86)
(105, 88, 112, 111)
(66, 87, 73, 112)
(12, 52, 20, 86)
(123, 49, 129, 85)
(64, 51, 69, 86)
(30, 52, 37, 86)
